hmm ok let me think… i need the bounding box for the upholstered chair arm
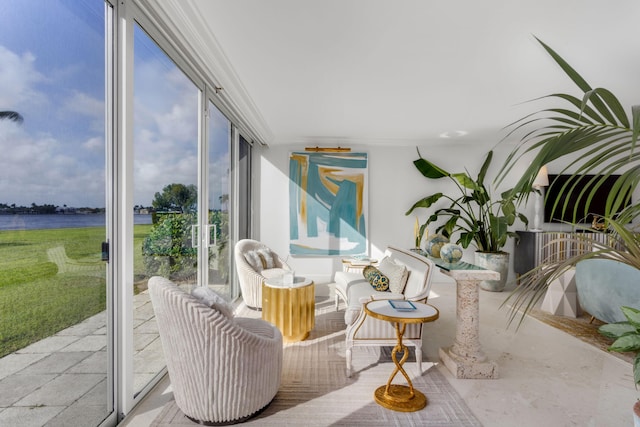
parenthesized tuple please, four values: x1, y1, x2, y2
(358, 293, 405, 304)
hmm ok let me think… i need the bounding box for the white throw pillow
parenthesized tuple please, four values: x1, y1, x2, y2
(257, 248, 276, 269)
(377, 256, 409, 294)
(244, 250, 263, 271)
(191, 286, 234, 319)
(244, 248, 276, 271)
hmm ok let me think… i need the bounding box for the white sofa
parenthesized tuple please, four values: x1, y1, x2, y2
(334, 246, 435, 376)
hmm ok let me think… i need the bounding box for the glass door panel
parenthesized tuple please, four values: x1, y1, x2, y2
(0, 1, 113, 425)
(207, 102, 231, 298)
(238, 135, 252, 240)
(132, 25, 199, 395)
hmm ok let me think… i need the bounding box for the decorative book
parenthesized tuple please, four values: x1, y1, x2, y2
(388, 300, 416, 312)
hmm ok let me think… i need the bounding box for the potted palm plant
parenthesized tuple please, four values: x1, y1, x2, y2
(496, 36, 640, 422)
(406, 149, 528, 291)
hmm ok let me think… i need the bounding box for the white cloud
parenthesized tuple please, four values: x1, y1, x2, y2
(63, 90, 104, 132)
(0, 45, 47, 109)
(83, 136, 103, 152)
(0, 39, 228, 209)
(0, 122, 105, 207)
(133, 60, 200, 206)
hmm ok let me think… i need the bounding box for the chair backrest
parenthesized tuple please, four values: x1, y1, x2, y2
(385, 246, 434, 301)
(235, 239, 287, 271)
(148, 277, 234, 410)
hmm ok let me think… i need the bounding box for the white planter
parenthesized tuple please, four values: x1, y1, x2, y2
(474, 251, 509, 292)
(634, 401, 640, 427)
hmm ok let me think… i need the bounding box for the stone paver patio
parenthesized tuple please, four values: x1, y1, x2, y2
(0, 290, 161, 427)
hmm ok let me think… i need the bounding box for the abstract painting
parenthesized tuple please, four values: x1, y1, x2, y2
(289, 151, 368, 256)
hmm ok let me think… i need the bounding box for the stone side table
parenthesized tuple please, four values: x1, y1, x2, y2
(436, 260, 500, 379)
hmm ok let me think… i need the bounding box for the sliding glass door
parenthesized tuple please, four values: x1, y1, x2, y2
(132, 23, 200, 396)
(1, 2, 253, 422)
(206, 101, 231, 297)
(0, 1, 114, 426)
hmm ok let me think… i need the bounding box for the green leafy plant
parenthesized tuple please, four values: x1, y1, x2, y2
(599, 306, 640, 387)
(406, 149, 528, 253)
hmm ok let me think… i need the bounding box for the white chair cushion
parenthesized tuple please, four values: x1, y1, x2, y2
(261, 268, 288, 279)
(191, 286, 234, 319)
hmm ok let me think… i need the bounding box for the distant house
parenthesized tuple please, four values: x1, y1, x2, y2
(56, 206, 77, 214)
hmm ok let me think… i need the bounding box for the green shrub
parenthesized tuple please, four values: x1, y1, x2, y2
(142, 213, 197, 279)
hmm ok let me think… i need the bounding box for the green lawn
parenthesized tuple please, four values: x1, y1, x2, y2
(0, 224, 152, 358)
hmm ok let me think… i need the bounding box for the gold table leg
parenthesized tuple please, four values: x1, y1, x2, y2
(373, 322, 427, 412)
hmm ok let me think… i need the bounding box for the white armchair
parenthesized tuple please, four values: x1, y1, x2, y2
(334, 246, 435, 377)
(149, 276, 283, 424)
(234, 239, 292, 310)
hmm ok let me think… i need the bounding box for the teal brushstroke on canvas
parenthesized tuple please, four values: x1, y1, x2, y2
(289, 158, 301, 240)
(289, 152, 368, 256)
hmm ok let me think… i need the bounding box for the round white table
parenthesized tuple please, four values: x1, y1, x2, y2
(364, 299, 439, 412)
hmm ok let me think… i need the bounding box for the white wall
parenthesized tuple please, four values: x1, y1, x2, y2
(253, 141, 537, 287)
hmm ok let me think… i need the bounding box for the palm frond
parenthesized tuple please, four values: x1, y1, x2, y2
(495, 38, 639, 218)
(0, 111, 23, 123)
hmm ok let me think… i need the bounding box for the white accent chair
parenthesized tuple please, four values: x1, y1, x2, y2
(149, 276, 283, 424)
(234, 239, 292, 310)
(334, 246, 435, 377)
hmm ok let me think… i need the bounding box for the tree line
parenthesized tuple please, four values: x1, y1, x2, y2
(0, 203, 105, 215)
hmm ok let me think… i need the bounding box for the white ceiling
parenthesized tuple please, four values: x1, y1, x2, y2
(158, 0, 640, 147)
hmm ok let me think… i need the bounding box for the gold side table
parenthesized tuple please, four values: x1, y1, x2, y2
(262, 277, 315, 343)
(364, 299, 439, 412)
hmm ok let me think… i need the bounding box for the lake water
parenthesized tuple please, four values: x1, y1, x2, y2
(0, 214, 152, 231)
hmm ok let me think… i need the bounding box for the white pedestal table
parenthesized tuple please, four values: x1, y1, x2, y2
(436, 260, 500, 379)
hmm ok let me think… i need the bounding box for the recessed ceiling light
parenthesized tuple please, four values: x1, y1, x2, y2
(438, 130, 468, 139)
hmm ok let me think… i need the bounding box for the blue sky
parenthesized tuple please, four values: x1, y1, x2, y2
(0, 0, 230, 209)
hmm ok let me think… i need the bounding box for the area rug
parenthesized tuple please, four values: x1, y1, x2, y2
(151, 297, 482, 427)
